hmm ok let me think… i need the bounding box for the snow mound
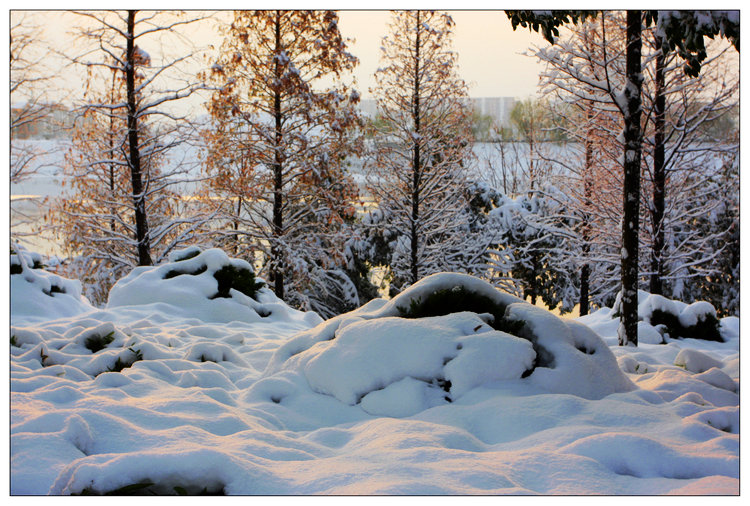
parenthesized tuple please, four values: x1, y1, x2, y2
(610, 290, 724, 342)
(107, 247, 322, 326)
(11, 250, 95, 323)
(269, 273, 635, 415)
(674, 349, 723, 374)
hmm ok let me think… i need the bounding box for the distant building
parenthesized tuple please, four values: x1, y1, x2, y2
(10, 104, 76, 140)
(358, 97, 516, 128)
(470, 97, 516, 128)
(358, 99, 380, 119)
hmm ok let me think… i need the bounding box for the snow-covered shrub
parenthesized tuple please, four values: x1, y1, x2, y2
(84, 330, 115, 353)
(212, 264, 264, 300)
(608, 291, 724, 343)
(169, 246, 202, 262)
(635, 293, 723, 342)
(397, 285, 524, 337)
(10, 247, 45, 272)
(107, 247, 321, 326)
(162, 246, 266, 301)
(10, 249, 95, 323)
(268, 273, 635, 416)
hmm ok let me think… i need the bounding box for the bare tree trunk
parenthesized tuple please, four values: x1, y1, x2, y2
(108, 64, 118, 234)
(234, 194, 242, 256)
(650, 33, 667, 295)
(410, 10, 422, 285)
(272, 10, 284, 299)
(619, 10, 642, 346)
(125, 10, 152, 266)
(579, 109, 594, 316)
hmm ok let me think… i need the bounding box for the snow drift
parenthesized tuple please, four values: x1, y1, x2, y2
(10, 252, 739, 495)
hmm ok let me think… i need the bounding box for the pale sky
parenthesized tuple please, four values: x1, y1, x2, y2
(337, 10, 549, 99)
(10, 8, 550, 106)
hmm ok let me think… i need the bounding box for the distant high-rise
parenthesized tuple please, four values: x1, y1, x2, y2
(358, 97, 516, 128)
(470, 97, 516, 128)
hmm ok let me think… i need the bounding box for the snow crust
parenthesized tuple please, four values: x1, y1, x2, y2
(10, 260, 740, 495)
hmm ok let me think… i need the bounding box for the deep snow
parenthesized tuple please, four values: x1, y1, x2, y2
(10, 248, 739, 495)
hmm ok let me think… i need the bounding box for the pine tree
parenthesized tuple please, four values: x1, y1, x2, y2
(203, 10, 363, 312)
(367, 10, 474, 293)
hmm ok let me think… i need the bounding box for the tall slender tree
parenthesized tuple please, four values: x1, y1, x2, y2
(367, 10, 474, 292)
(54, 11, 212, 288)
(618, 10, 643, 346)
(204, 10, 363, 308)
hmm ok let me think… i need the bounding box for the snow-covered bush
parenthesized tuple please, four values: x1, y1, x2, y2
(11, 248, 95, 323)
(267, 273, 635, 417)
(107, 247, 322, 326)
(614, 291, 724, 342)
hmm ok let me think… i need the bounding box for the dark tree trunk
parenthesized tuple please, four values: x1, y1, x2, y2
(650, 34, 667, 295)
(272, 10, 284, 299)
(619, 10, 643, 346)
(125, 10, 152, 266)
(410, 10, 421, 285)
(234, 194, 242, 256)
(109, 66, 117, 234)
(579, 263, 590, 316)
(579, 110, 594, 316)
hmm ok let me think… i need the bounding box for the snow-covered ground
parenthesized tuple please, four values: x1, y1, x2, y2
(10, 248, 739, 495)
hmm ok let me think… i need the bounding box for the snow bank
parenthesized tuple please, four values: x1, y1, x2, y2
(107, 247, 322, 326)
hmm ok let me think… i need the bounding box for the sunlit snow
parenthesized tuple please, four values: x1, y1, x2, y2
(10, 249, 739, 495)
